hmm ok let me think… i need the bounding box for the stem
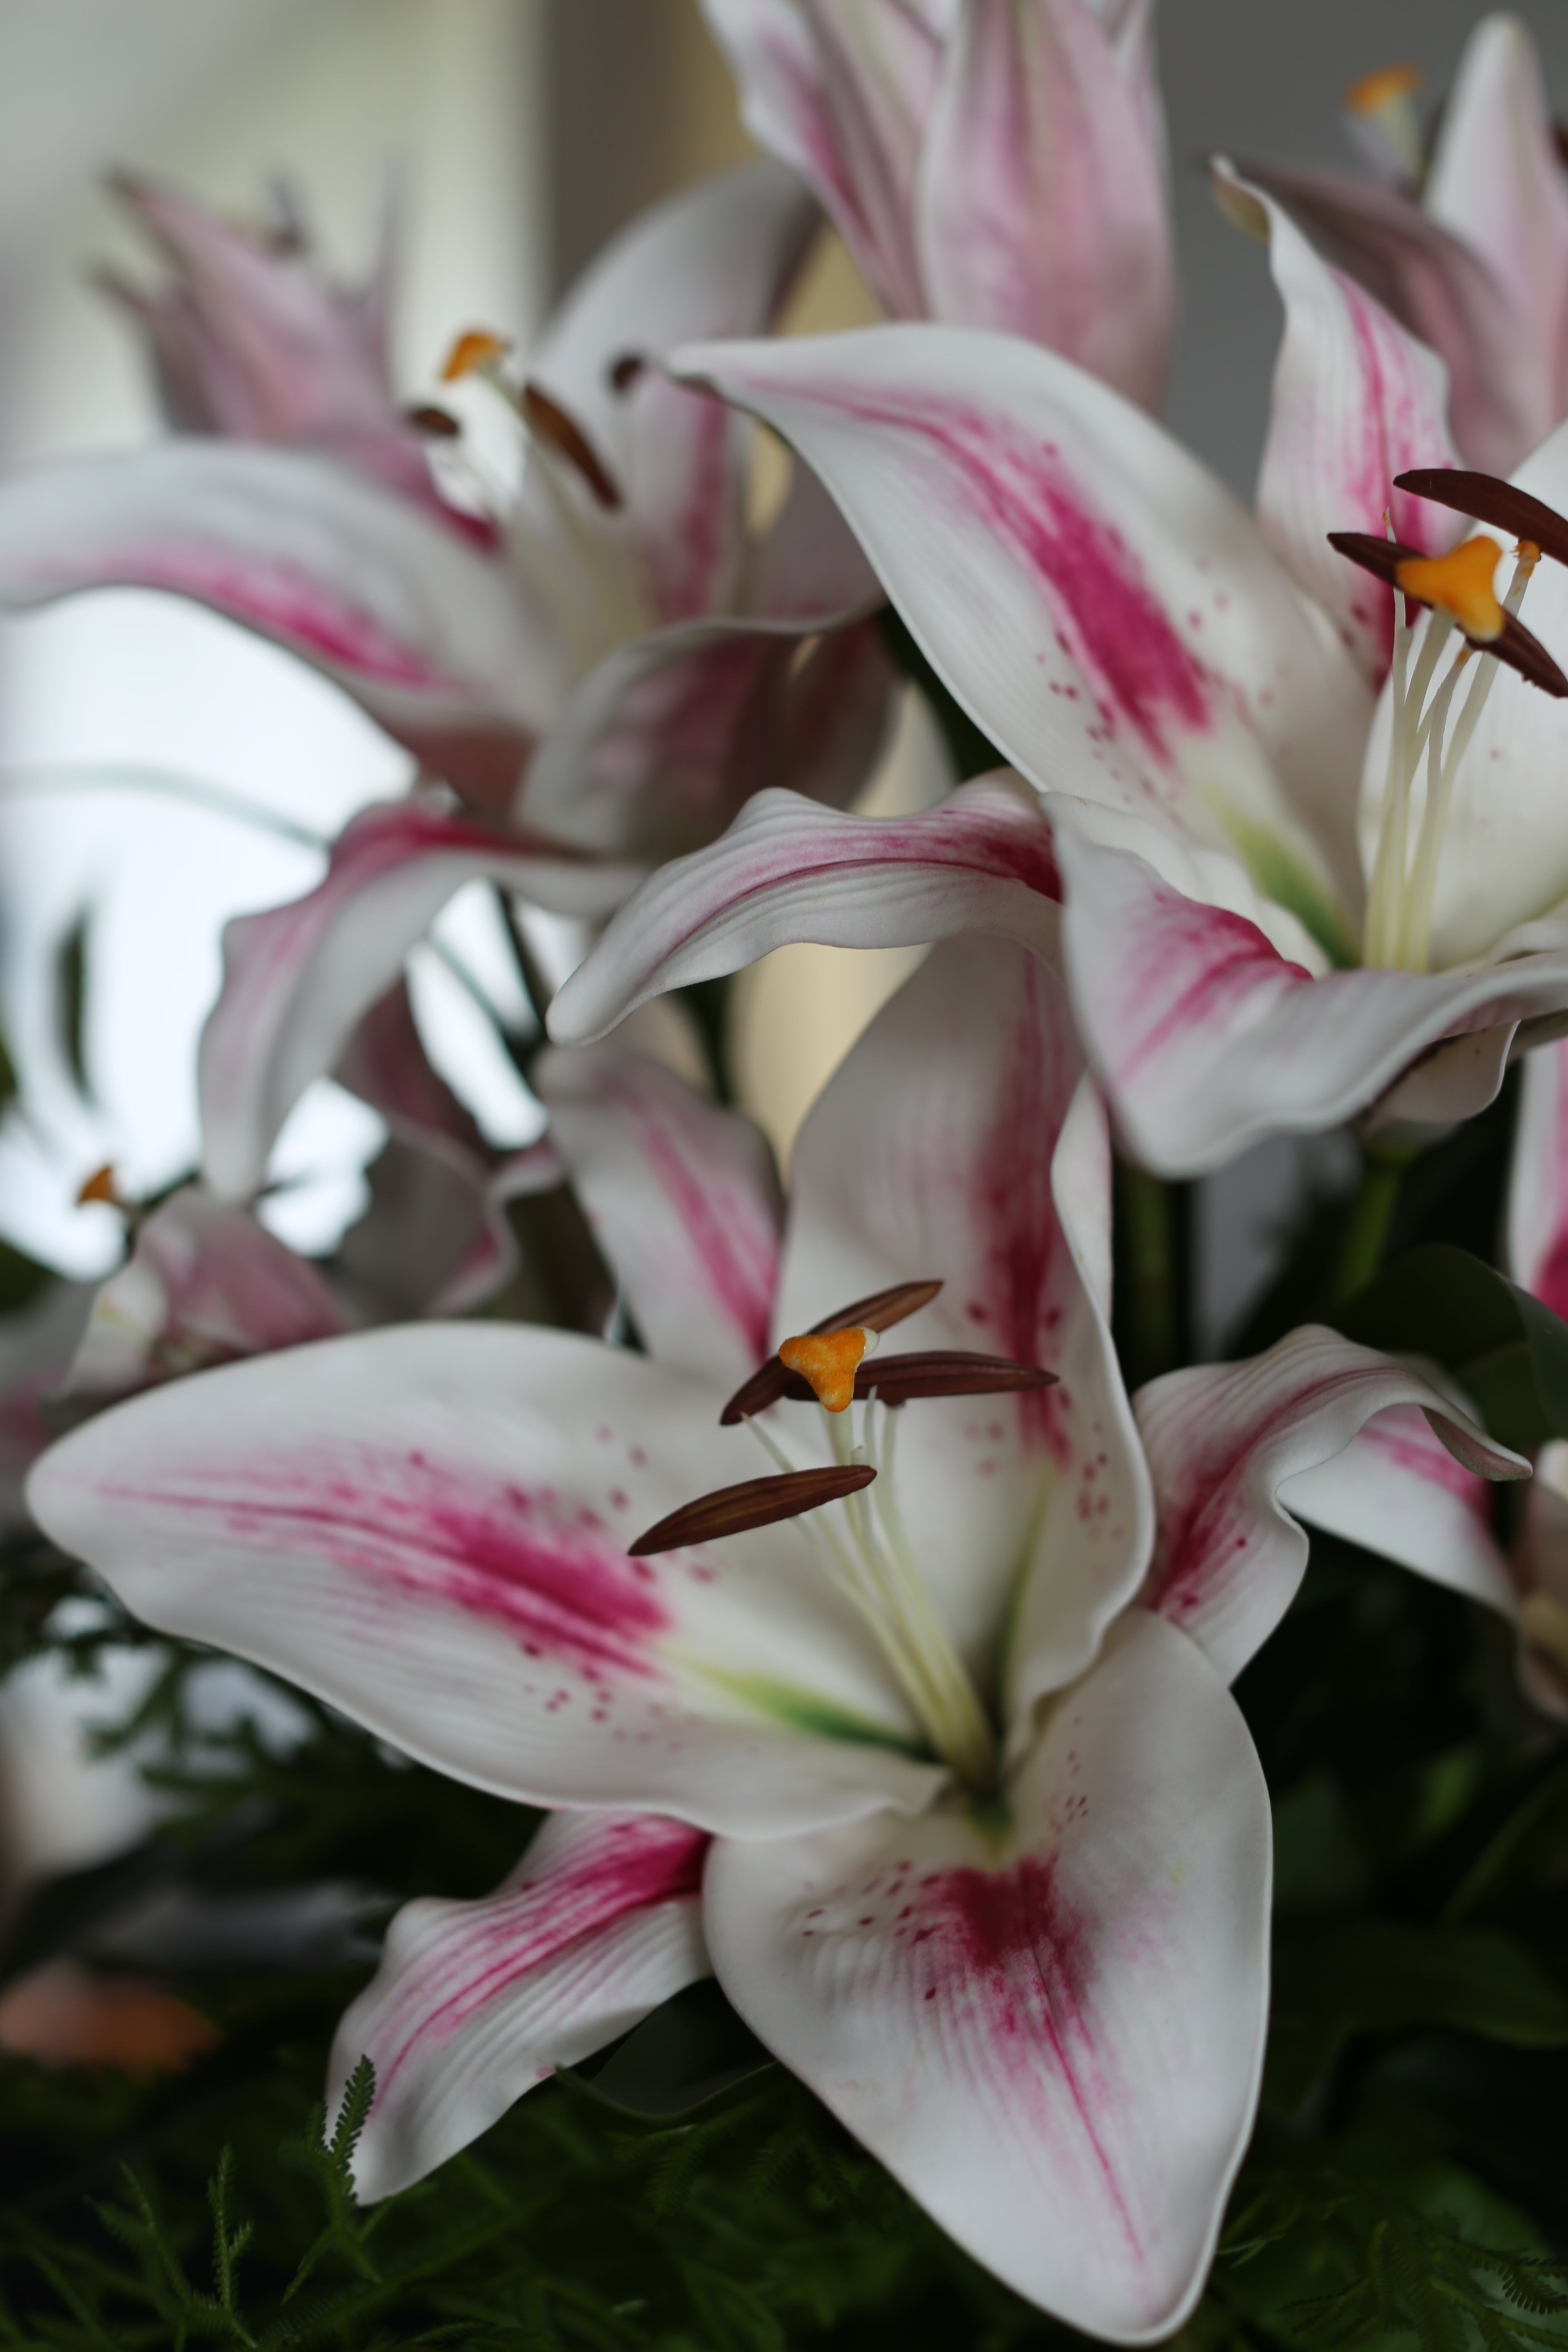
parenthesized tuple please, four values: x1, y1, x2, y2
(1114, 1160, 1184, 1388)
(675, 977, 733, 1105)
(1330, 1140, 1416, 1306)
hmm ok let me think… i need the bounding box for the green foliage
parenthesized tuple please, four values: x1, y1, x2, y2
(1336, 1244, 1568, 1451)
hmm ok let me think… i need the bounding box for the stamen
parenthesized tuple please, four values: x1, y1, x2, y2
(778, 1327, 877, 1414)
(628, 1464, 875, 1556)
(720, 1279, 942, 1422)
(1394, 469, 1568, 572)
(1328, 532, 1568, 693)
(859, 1350, 1058, 1405)
(520, 383, 624, 512)
(1343, 61, 1422, 112)
(440, 328, 512, 383)
(404, 403, 461, 439)
(1342, 62, 1425, 188)
(76, 1165, 120, 1209)
(1394, 537, 1505, 642)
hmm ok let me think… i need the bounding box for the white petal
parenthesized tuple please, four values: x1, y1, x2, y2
(704, 1610, 1270, 2340)
(27, 1325, 945, 1837)
(775, 937, 1149, 1704)
(535, 1047, 783, 1388)
(198, 799, 639, 1201)
(332, 1811, 710, 2199)
(548, 775, 1062, 1045)
(1137, 1326, 1526, 1682)
(1507, 1035, 1568, 1313)
(668, 323, 1370, 947)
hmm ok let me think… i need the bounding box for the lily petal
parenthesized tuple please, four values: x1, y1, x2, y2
(917, 0, 1174, 407)
(1136, 1326, 1525, 1684)
(1507, 1035, 1568, 1315)
(1054, 827, 1568, 1175)
(775, 937, 1149, 1704)
(535, 1047, 783, 1387)
(532, 159, 820, 625)
(198, 799, 639, 1202)
(548, 775, 1060, 1044)
(63, 1188, 346, 1403)
(704, 1610, 1270, 2341)
(0, 441, 552, 807)
(667, 323, 1370, 933)
(1423, 15, 1568, 451)
(1283, 1403, 1514, 1615)
(331, 1811, 710, 2200)
(26, 1325, 946, 1837)
(1214, 161, 1457, 686)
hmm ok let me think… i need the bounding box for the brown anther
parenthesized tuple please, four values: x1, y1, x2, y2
(1327, 531, 1568, 695)
(521, 381, 624, 511)
(779, 1327, 873, 1414)
(628, 1464, 876, 1557)
(76, 1165, 120, 1209)
(856, 1350, 1059, 1406)
(1393, 470, 1568, 573)
(405, 403, 461, 439)
(440, 328, 512, 383)
(720, 1280, 943, 1424)
(608, 352, 646, 394)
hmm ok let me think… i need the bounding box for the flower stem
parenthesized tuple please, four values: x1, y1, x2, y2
(1330, 1139, 1417, 1306)
(1114, 1160, 1185, 1388)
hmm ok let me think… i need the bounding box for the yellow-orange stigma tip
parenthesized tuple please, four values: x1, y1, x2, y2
(439, 328, 512, 383)
(1394, 536, 1505, 642)
(1343, 61, 1423, 114)
(778, 1327, 875, 1414)
(76, 1165, 118, 1209)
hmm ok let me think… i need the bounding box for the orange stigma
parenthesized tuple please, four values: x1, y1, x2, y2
(778, 1327, 876, 1414)
(1343, 61, 1422, 114)
(439, 328, 512, 383)
(1394, 536, 1505, 641)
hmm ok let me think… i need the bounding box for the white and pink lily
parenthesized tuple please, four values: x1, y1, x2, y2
(551, 185, 1568, 1176)
(98, 169, 445, 518)
(24, 940, 1524, 2336)
(700, 0, 1175, 407)
(1244, 15, 1568, 477)
(0, 160, 890, 842)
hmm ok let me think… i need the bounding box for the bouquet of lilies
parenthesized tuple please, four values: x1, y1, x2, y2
(6, 6, 1568, 2345)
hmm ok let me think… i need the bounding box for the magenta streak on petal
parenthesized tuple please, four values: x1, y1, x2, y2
(791, 385, 1215, 762)
(110, 1447, 671, 1681)
(377, 1817, 708, 2093)
(46, 546, 460, 690)
(643, 383, 735, 627)
(1112, 897, 1311, 1085)
(1359, 1408, 1491, 1515)
(1339, 278, 1452, 677)
(614, 1083, 776, 1364)
(897, 1853, 1141, 2261)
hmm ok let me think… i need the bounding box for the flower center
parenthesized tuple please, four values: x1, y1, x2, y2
(1332, 472, 1568, 975)
(632, 1280, 1058, 1792)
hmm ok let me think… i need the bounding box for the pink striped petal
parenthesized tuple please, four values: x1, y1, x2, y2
(775, 937, 1149, 1707)
(26, 1325, 944, 1837)
(1513, 1442, 1568, 1718)
(1215, 163, 1457, 686)
(63, 1189, 345, 1404)
(705, 1610, 1269, 2339)
(517, 610, 891, 860)
(532, 160, 820, 625)
(1508, 1036, 1568, 1314)
(1055, 828, 1568, 1174)
(197, 799, 639, 1202)
(536, 1048, 783, 1388)
(0, 441, 552, 806)
(332, 1811, 710, 2199)
(1423, 16, 1568, 457)
(548, 775, 1061, 1045)
(668, 325, 1368, 935)
(1283, 1403, 1514, 1613)
(917, 0, 1174, 407)
(1137, 1327, 1525, 1684)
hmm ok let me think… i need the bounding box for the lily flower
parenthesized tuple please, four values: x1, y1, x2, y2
(1240, 15, 1568, 475)
(699, 0, 1176, 408)
(0, 160, 891, 842)
(24, 940, 1522, 2337)
(550, 188, 1568, 1176)
(1497, 1036, 1568, 1714)
(96, 169, 448, 520)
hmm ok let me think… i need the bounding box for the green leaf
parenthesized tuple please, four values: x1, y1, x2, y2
(1335, 1243, 1568, 1449)
(579, 1980, 775, 2118)
(1267, 1920, 1568, 2111)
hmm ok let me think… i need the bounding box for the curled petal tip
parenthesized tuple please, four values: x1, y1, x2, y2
(628, 1464, 877, 1556)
